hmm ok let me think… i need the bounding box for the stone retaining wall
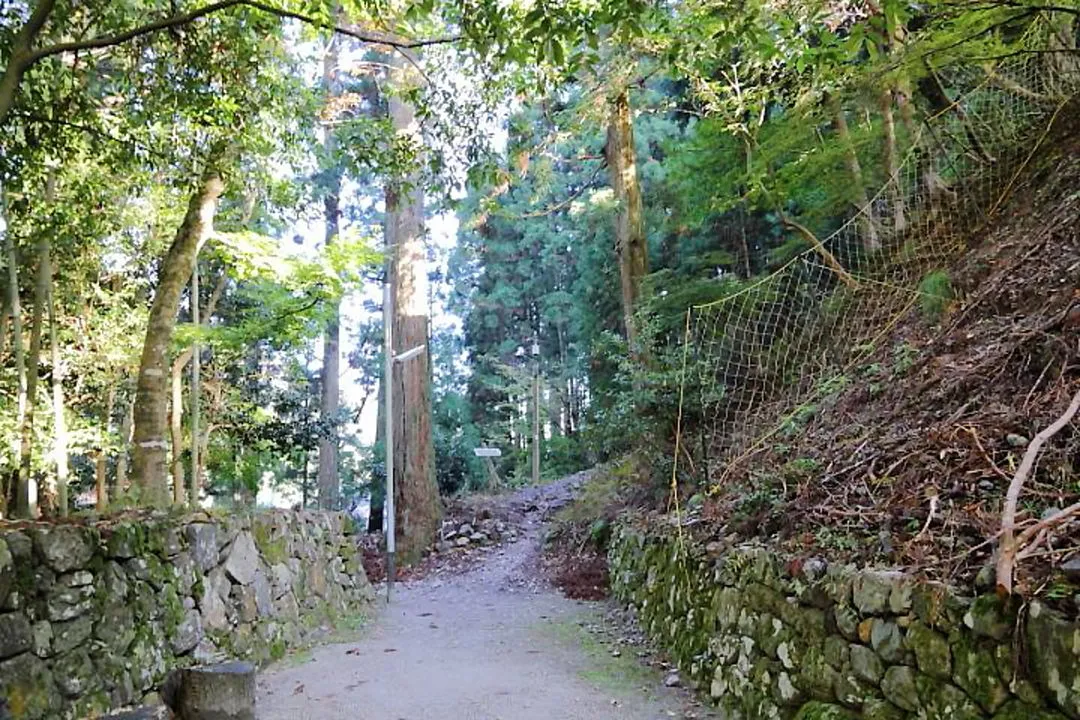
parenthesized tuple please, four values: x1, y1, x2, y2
(0, 510, 373, 719)
(610, 520, 1080, 719)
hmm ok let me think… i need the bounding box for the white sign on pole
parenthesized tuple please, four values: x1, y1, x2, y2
(473, 448, 502, 458)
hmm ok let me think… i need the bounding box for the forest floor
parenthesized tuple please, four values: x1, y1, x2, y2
(255, 474, 715, 720)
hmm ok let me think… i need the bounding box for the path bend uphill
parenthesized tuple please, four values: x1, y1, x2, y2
(256, 476, 702, 720)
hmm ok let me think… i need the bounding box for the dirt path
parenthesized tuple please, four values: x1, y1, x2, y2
(256, 478, 710, 720)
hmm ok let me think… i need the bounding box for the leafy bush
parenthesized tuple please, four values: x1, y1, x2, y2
(918, 270, 954, 323)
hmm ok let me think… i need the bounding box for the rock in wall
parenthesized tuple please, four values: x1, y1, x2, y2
(609, 519, 1080, 719)
(0, 510, 373, 719)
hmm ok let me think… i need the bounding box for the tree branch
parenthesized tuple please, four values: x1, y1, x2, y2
(9, 111, 168, 158)
(780, 215, 859, 289)
(952, 1, 1080, 16)
(510, 162, 607, 219)
(1017, 501, 1080, 547)
(236, 1, 461, 49)
(24, 0, 458, 68)
(23, 0, 243, 66)
(1, 0, 459, 130)
(996, 387, 1080, 595)
(20, 0, 58, 47)
(0, 0, 58, 129)
(868, 9, 1039, 83)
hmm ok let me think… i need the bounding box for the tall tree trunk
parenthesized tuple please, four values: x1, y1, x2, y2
(880, 89, 906, 235)
(1047, 10, 1080, 81)
(737, 207, 752, 278)
(194, 272, 224, 506)
(917, 68, 995, 164)
(830, 96, 881, 253)
(131, 168, 224, 505)
(897, 86, 918, 146)
(168, 271, 225, 507)
(18, 223, 51, 514)
(605, 88, 649, 354)
(3, 182, 30, 517)
(115, 396, 132, 499)
(97, 385, 115, 511)
(556, 323, 570, 436)
(318, 37, 343, 510)
(386, 50, 441, 564)
(19, 173, 57, 513)
(197, 421, 212, 503)
(886, 21, 919, 144)
(547, 380, 562, 438)
(0, 284, 9, 357)
(190, 262, 201, 507)
(567, 376, 578, 436)
(170, 358, 186, 504)
(95, 451, 108, 510)
(565, 377, 574, 436)
(47, 279, 68, 515)
(300, 451, 310, 510)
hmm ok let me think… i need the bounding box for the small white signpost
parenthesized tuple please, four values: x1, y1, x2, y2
(473, 448, 503, 489)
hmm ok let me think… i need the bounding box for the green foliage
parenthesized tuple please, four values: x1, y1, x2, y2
(550, 459, 644, 540)
(892, 342, 920, 376)
(0, 0, 1067, 517)
(780, 403, 819, 439)
(918, 270, 954, 323)
(783, 457, 821, 480)
(816, 375, 850, 397)
(733, 480, 784, 524)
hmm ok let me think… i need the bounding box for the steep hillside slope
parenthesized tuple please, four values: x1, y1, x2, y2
(696, 111, 1080, 596)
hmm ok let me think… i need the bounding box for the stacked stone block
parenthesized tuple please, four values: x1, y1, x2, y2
(610, 521, 1080, 719)
(0, 511, 373, 719)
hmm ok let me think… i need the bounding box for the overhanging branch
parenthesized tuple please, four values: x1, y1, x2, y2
(23, 0, 459, 68)
(9, 111, 168, 158)
(238, 1, 460, 50)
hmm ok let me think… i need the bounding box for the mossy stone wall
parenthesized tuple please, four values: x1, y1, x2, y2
(0, 510, 373, 719)
(609, 520, 1080, 720)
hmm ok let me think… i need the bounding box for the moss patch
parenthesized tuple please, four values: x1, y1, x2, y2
(537, 610, 657, 696)
(252, 519, 288, 565)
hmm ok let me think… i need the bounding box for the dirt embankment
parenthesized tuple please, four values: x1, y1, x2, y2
(686, 120, 1080, 600)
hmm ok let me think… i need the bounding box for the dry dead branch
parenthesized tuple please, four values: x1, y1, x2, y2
(996, 387, 1080, 595)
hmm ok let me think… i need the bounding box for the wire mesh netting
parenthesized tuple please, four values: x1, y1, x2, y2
(683, 15, 1080, 490)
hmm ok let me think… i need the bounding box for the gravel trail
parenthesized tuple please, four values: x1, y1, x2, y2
(256, 478, 706, 720)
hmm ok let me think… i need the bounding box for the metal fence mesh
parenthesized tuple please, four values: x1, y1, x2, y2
(683, 15, 1080, 490)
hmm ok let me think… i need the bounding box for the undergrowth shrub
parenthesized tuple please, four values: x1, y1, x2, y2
(918, 269, 954, 322)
